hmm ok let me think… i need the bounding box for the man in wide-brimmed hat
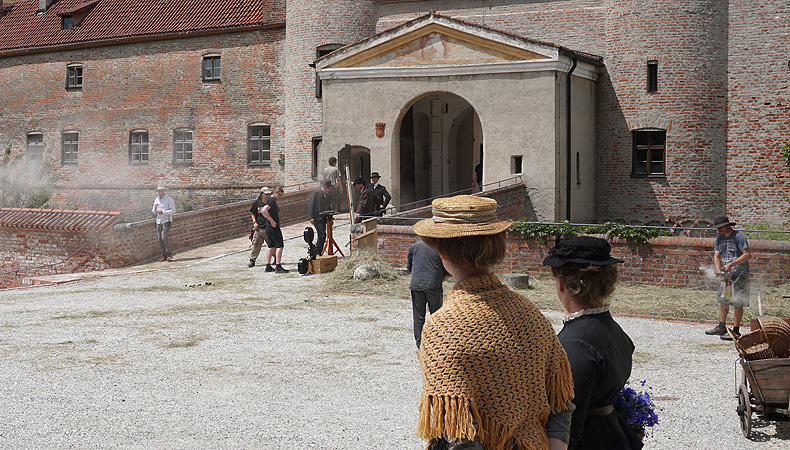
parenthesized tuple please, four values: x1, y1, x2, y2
(247, 186, 272, 268)
(706, 215, 752, 339)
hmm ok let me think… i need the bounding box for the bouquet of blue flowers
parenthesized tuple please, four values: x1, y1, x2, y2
(614, 380, 659, 437)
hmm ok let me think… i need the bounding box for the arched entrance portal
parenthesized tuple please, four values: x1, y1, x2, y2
(398, 93, 482, 206)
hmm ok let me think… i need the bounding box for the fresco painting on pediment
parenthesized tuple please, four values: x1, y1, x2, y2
(365, 32, 524, 66)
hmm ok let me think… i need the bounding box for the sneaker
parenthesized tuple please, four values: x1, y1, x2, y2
(166, 253, 173, 262)
(705, 324, 727, 335)
(158, 255, 167, 262)
(275, 265, 289, 274)
(264, 264, 275, 272)
(247, 259, 256, 268)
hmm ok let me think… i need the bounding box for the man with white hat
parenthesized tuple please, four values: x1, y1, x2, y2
(152, 186, 176, 262)
(248, 186, 271, 267)
(706, 215, 752, 339)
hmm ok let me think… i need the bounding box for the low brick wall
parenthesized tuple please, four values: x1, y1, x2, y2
(0, 188, 313, 288)
(368, 225, 790, 289)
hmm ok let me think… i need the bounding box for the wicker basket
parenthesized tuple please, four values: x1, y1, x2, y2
(732, 316, 790, 361)
(732, 328, 775, 361)
(757, 316, 790, 356)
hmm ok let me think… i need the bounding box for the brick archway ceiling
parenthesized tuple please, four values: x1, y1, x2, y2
(0, 208, 120, 232)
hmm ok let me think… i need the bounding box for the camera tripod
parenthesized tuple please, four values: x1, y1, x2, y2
(322, 218, 344, 257)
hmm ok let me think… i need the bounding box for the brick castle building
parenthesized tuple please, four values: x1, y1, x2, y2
(0, 0, 788, 226)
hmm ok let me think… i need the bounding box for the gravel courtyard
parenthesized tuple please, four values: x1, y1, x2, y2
(1, 222, 788, 449)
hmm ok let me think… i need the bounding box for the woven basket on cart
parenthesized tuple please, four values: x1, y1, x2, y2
(732, 316, 790, 361)
(757, 316, 790, 356)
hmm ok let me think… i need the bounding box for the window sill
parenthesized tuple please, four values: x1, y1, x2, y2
(173, 161, 194, 166)
(61, 161, 78, 165)
(247, 162, 271, 167)
(202, 78, 221, 84)
(630, 174, 666, 179)
(129, 162, 149, 165)
(66, 86, 82, 90)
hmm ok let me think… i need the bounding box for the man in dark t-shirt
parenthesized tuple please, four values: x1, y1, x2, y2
(247, 187, 271, 267)
(261, 186, 289, 273)
(407, 239, 450, 348)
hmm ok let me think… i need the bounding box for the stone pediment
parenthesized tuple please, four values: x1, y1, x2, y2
(327, 23, 550, 69)
(317, 12, 600, 80)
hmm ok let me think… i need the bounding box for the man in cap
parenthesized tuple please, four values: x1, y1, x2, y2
(366, 172, 391, 216)
(248, 186, 271, 267)
(706, 215, 752, 339)
(308, 180, 332, 255)
(152, 186, 176, 262)
(352, 176, 377, 223)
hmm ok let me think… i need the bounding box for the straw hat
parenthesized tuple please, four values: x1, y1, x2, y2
(156, 186, 166, 191)
(260, 186, 272, 194)
(413, 195, 513, 238)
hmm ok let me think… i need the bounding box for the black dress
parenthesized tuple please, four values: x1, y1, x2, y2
(558, 311, 644, 450)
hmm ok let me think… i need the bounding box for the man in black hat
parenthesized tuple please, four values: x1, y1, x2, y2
(367, 172, 391, 216)
(706, 216, 751, 339)
(352, 176, 377, 223)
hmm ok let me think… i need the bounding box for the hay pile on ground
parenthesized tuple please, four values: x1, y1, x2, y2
(324, 251, 410, 296)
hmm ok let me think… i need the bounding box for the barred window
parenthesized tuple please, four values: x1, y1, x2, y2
(632, 129, 666, 177)
(61, 132, 79, 164)
(129, 130, 149, 164)
(248, 125, 270, 165)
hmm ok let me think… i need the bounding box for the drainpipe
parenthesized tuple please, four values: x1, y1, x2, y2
(565, 57, 577, 221)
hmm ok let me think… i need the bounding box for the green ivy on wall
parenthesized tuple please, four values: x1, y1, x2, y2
(782, 142, 790, 170)
(511, 220, 674, 244)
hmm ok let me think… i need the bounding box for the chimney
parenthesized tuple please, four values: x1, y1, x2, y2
(38, 0, 57, 13)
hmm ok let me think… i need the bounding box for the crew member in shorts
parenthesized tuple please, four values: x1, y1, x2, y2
(261, 186, 289, 274)
(705, 215, 751, 340)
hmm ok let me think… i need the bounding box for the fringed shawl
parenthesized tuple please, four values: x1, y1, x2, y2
(418, 273, 574, 450)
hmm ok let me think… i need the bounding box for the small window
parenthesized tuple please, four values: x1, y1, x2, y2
(27, 133, 44, 161)
(62, 16, 74, 29)
(247, 125, 271, 165)
(647, 60, 658, 93)
(173, 129, 193, 164)
(66, 64, 83, 88)
(315, 44, 343, 98)
(61, 132, 79, 164)
(632, 129, 666, 177)
(311, 136, 322, 178)
(129, 130, 149, 164)
(511, 155, 523, 174)
(203, 55, 221, 81)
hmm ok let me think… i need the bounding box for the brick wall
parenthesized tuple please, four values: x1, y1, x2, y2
(0, 187, 312, 288)
(368, 225, 790, 289)
(0, 28, 289, 220)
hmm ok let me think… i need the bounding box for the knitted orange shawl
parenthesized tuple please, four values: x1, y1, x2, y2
(417, 273, 574, 450)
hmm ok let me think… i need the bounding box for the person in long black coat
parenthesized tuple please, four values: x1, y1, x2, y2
(543, 236, 644, 450)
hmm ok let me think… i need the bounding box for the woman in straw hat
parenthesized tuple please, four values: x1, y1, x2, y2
(414, 195, 575, 450)
(543, 237, 643, 450)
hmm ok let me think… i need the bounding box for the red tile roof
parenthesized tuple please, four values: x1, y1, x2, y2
(0, 207, 121, 232)
(0, 0, 284, 56)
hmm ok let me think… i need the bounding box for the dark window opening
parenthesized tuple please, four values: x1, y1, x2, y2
(66, 65, 83, 88)
(129, 131, 149, 164)
(315, 44, 343, 98)
(62, 16, 74, 29)
(61, 132, 79, 164)
(511, 155, 522, 174)
(173, 130, 193, 164)
(632, 130, 666, 177)
(248, 125, 271, 165)
(312, 136, 322, 178)
(647, 60, 658, 93)
(203, 56, 221, 81)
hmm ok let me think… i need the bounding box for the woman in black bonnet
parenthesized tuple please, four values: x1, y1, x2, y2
(543, 236, 643, 450)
